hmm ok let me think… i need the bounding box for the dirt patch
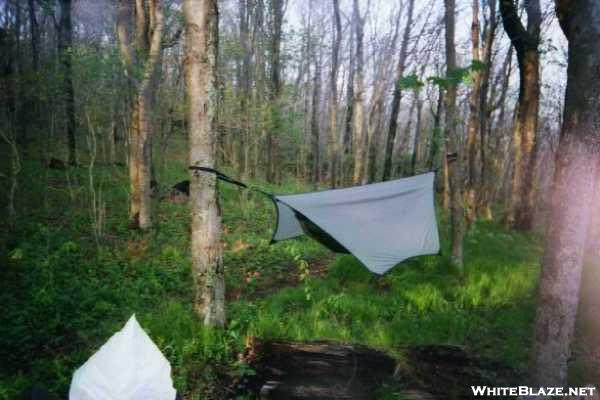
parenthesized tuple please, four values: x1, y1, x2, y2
(227, 256, 334, 301)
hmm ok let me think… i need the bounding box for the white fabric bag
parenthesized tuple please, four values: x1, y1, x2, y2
(69, 315, 176, 400)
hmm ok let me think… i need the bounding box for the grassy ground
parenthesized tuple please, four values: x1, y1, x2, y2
(0, 138, 542, 399)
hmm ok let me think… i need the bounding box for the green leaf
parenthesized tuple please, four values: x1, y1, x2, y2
(399, 74, 424, 91)
(470, 59, 486, 72)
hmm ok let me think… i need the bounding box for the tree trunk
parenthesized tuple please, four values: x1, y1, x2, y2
(58, 0, 76, 165)
(238, 0, 251, 179)
(341, 16, 356, 185)
(351, 0, 366, 185)
(365, 83, 384, 184)
(250, 0, 265, 180)
(328, 0, 341, 188)
(382, 0, 415, 181)
(28, 0, 39, 71)
(266, 0, 283, 184)
(477, 0, 498, 217)
(490, 46, 514, 208)
(184, 0, 225, 327)
(117, 0, 164, 230)
(428, 87, 443, 171)
(532, 0, 600, 385)
(464, 0, 481, 222)
(395, 96, 417, 177)
(410, 91, 424, 175)
(310, 50, 321, 186)
(499, 0, 541, 231)
(585, 169, 600, 264)
(444, 0, 464, 271)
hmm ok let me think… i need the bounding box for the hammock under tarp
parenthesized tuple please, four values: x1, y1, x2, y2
(188, 167, 440, 275)
(271, 172, 440, 275)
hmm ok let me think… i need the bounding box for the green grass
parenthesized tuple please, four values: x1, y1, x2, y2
(247, 220, 540, 366)
(0, 139, 542, 399)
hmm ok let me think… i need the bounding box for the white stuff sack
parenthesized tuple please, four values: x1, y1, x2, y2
(69, 315, 176, 400)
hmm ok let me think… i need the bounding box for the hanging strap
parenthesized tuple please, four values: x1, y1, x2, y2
(188, 166, 275, 199)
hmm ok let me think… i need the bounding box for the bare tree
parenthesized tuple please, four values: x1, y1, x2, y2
(58, 0, 76, 165)
(464, 0, 482, 221)
(117, 0, 164, 229)
(238, 0, 252, 179)
(351, 0, 366, 185)
(311, 41, 321, 186)
(499, 0, 541, 230)
(328, 0, 341, 188)
(443, 0, 464, 271)
(184, 0, 224, 326)
(477, 0, 498, 216)
(266, 0, 283, 183)
(341, 13, 355, 185)
(382, 0, 415, 181)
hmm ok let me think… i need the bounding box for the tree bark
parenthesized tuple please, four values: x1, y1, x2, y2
(28, 0, 39, 71)
(585, 168, 600, 264)
(382, 0, 415, 181)
(464, 0, 482, 222)
(184, 0, 225, 327)
(328, 0, 341, 188)
(117, 0, 164, 230)
(428, 86, 444, 171)
(410, 90, 424, 175)
(58, 0, 76, 165)
(532, 0, 600, 385)
(477, 0, 498, 217)
(499, 0, 541, 231)
(365, 79, 384, 184)
(266, 0, 283, 184)
(341, 32, 355, 186)
(238, 0, 252, 179)
(351, 0, 366, 185)
(444, 0, 464, 271)
(310, 48, 321, 186)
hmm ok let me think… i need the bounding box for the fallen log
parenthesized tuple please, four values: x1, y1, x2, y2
(240, 338, 396, 399)
(238, 339, 521, 400)
(399, 344, 521, 399)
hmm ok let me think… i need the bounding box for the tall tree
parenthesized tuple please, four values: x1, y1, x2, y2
(117, 0, 164, 229)
(328, 0, 341, 188)
(532, 0, 600, 386)
(443, 0, 464, 270)
(341, 16, 355, 185)
(410, 71, 425, 175)
(266, 0, 283, 183)
(499, 0, 541, 230)
(238, 0, 252, 178)
(381, 0, 415, 181)
(477, 0, 498, 216)
(57, 0, 76, 165)
(464, 0, 482, 221)
(427, 86, 444, 171)
(351, 0, 366, 185)
(184, 0, 224, 326)
(28, 0, 39, 72)
(310, 44, 321, 186)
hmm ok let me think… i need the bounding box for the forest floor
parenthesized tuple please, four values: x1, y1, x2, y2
(1, 138, 587, 399)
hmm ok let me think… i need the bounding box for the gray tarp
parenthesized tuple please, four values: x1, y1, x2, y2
(272, 172, 440, 275)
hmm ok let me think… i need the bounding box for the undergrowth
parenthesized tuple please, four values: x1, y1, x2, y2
(0, 139, 542, 399)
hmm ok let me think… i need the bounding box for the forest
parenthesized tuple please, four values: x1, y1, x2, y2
(1, 0, 600, 398)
